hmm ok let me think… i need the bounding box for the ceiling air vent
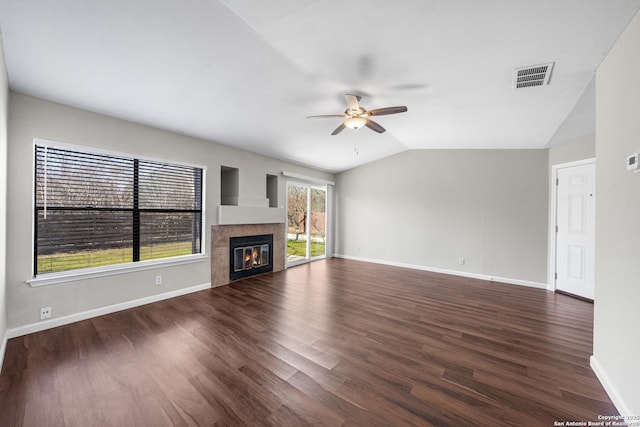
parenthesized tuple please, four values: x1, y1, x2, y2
(513, 62, 554, 89)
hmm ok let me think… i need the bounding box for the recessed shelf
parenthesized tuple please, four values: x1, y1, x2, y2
(221, 166, 239, 206)
(266, 174, 278, 208)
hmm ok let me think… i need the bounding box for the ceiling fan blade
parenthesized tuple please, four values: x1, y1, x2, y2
(367, 106, 408, 116)
(365, 119, 386, 133)
(345, 94, 361, 112)
(306, 114, 347, 119)
(331, 123, 347, 135)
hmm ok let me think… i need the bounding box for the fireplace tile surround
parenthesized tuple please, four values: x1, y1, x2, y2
(211, 223, 285, 287)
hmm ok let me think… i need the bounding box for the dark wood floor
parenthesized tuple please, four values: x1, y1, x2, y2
(0, 258, 619, 426)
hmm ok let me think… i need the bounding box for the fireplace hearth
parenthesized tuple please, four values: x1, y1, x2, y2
(229, 234, 273, 281)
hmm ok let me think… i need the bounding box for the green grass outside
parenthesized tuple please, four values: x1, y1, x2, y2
(37, 241, 194, 274)
(287, 240, 325, 258)
(39, 240, 325, 274)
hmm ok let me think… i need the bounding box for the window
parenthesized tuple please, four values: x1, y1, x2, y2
(34, 144, 203, 276)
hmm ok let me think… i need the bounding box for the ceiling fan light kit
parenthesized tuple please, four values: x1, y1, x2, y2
(345, 116, 367, 129)
(307, 94, 407, 135)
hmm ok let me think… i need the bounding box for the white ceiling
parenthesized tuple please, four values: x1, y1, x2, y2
(1, 1, 639, 172)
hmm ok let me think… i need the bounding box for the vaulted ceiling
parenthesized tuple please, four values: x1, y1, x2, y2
(1, 1, 639, 172)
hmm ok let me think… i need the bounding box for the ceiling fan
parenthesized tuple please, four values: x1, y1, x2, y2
(307, 94, 407, 135)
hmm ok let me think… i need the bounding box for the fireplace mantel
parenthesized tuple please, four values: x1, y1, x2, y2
(211, 223, 285, 287)
(217, 205, 285, 225)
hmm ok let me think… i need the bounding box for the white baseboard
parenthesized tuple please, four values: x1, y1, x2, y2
(590, 355, 633, 416)
(0, 329, 7, 374)
(334, 254, 548, 289)
(7, 283, 211, 339)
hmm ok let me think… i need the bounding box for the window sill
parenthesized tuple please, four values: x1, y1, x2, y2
(27, 253, 208, 287)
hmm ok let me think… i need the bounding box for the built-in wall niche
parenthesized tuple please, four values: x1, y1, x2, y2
(217, 167, 285, 225)
(221, 166, 239, 206)
(266, 174, 278, 208)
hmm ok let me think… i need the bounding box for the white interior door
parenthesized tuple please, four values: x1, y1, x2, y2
(555, 162, 596, 300)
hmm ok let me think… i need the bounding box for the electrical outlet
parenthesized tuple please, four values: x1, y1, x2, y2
(155, 275, 162, 285)
(40, 306, 52, 320)
(458, 257, 465, 265)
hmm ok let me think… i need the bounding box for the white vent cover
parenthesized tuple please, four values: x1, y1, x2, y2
(513, 62, 554, 88)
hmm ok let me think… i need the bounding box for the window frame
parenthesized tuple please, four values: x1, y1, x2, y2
(29, 138, 207, 287)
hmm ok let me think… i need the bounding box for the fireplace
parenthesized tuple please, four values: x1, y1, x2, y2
(229, 234, 273, 281)
(211, 223, 284, 287)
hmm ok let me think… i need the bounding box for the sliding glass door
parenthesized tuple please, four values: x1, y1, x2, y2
(286, 182, 326, 265)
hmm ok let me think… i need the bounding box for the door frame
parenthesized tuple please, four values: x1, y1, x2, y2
(548, 157, 596, 292)
(285, 180, 329, 268)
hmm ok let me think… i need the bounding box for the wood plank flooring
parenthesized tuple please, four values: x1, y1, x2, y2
(0, 258, 620, 426)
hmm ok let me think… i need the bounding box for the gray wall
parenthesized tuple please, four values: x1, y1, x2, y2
(594, 9, 640, 415)
(0, 33, 8, 363)
(548, 134, 595, 166)
(6, 92, 333, 329)
(335, 149, 549, 284)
